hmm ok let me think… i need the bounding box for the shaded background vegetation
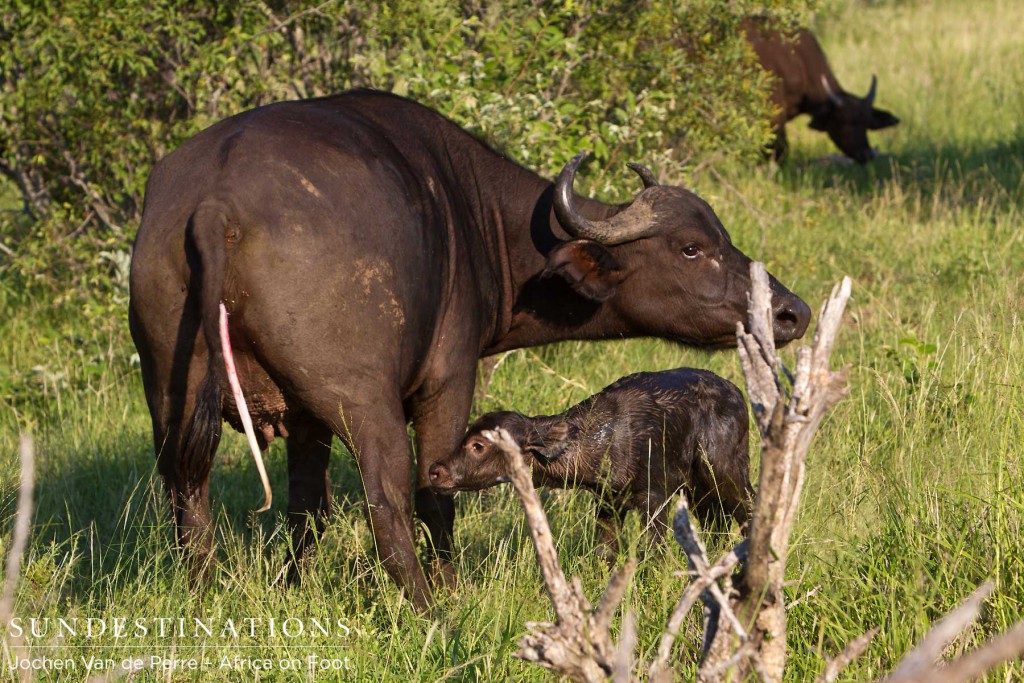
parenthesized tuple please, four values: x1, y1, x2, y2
(0, 0, 809, 305)
(2, 0, 1024, 680)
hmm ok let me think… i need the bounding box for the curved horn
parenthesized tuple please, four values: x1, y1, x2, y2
(553, 151, 596, 238)
(865, 73, 877, 105)
(626, 162, 660, 189)
(820, 74, 843, 107)
(553, 151, 661, 246)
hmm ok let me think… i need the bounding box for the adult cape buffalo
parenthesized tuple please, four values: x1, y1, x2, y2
(129, 89, 810, 610)
(745, 21, 899, 163)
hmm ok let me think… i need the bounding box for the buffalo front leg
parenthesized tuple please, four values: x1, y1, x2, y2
(411, 369, 476, 590)
(284, 417, 334, 583)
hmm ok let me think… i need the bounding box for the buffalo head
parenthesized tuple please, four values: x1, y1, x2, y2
(541, 152, 811, 347)
(810, 75, 900, 164)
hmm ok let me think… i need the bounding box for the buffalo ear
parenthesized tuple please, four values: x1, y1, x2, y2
(868, 108, 899, 130)
(527, 421, 571, 464)
(543, 240, 625, 302)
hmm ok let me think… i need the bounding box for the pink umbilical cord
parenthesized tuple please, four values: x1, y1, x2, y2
(219, 303, 272, 512)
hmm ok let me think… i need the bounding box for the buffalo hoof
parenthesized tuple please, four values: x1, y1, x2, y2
(427, 559, 458, 593)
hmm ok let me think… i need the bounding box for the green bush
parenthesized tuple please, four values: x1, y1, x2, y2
(0, 0, 814, 303)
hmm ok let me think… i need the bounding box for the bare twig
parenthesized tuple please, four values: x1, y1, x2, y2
(695, 264, 852, 682)
(1, 434, 35, 683)
(481, 427, 637, 683)
(649, 532, 746, 681)
(932, 620, 1024, 682)
(881, 581, 1024, 683)
(613, 609, 638, 683)
(883, 583, 993, 682)
(815, 628, 879, 683)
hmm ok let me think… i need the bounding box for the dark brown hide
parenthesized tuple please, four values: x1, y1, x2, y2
(430, 369, 753, 561)
(745, 20, 899, 163)
(128, 90, 807, 610)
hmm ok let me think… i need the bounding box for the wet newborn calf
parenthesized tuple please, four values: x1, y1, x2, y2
(429, 368, 753, 561)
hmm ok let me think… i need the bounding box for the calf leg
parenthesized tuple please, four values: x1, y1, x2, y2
(595, 500, 622, 565)
(284, 416, 333, 583)
(639, 492, 671, 549)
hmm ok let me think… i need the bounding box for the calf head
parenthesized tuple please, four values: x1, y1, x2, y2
(545, 153, 812, 348)
(810, 75, 900, 164)
(428, 412, 571, 492)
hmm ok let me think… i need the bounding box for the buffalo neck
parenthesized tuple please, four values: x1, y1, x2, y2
(459, 154, 635, 354)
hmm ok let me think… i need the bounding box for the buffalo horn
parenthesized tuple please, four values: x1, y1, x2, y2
(866, 74, 877, 105)
(554, 151, 661, 246)
(627, 162, 660, 188)
(821, 74, 843, 107)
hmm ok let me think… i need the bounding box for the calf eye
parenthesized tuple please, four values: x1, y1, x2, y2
(682, 245, 701, 258)
(471, 441, 484, 454)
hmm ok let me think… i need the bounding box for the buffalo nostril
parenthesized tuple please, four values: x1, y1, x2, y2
(774, 298, 811, 340)
(775, 308, 798, 329)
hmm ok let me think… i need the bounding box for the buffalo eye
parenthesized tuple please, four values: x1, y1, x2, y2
(682, 245, 701, 259)
(470, 441, 485, 455)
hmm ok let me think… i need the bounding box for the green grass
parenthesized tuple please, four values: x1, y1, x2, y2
(3, 0, 1024, 680)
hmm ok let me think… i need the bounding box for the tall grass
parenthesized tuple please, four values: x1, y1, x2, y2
(2, 0, 1024, 680)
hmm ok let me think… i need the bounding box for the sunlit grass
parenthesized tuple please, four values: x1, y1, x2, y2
(2, 0, 1024, 680)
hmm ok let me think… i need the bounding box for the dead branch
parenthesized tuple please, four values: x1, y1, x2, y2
(690, 264, 852, 682)
(481, 427, 637, 683)
(881, 581, 1024, 683)
(1, 434, 35, 683)
(933, 620, 1024, 682)
(815, 628, 879, 683)
(884, 582, 994, 682)
(648, 523, 746, 682)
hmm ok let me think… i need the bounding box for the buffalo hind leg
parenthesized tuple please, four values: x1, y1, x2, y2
(328, 398, 431, 610)
(411, 368, 476, 590)
(153, 382, 220, 579)
(284, 416, 334, 584)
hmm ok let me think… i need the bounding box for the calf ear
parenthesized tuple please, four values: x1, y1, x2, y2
(869, 108, 899, 130)
(543, 240, 625, 302)
(527, 421, 571, 464)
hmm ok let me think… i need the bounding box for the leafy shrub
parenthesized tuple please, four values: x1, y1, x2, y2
(0, 0, 814, 302)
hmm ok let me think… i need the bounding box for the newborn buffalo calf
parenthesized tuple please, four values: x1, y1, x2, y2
(429, 369, 753, 561)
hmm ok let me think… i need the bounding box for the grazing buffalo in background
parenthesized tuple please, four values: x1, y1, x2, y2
(744, 20, 899, 163)
(128, 89, 811, 610)
(429, 368, 753, 564)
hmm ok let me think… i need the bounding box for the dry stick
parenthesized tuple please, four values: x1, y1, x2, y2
(218, 303, 272, 512)
(883, 582, 994, 682)
(648, 498, 749, 683)
(815, 628, 880, 683)
(931, 620, 1024, 682)
(482, 428, 576, 625)
(880, 581, 1024, 683)
(613, 609, 638, 683)
(697, 264, 852, 682)
(481, 427, 637, 683)
(649, 540, 746, 681)
(1, 434, 34, 683)
(672, 497, 749, 644)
